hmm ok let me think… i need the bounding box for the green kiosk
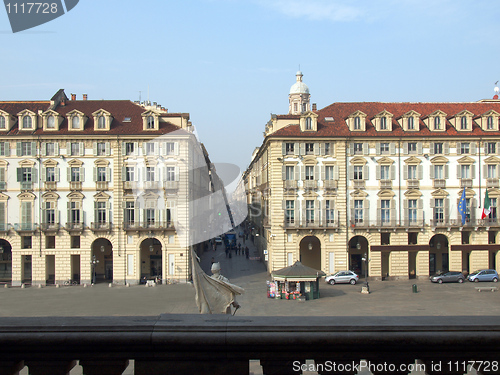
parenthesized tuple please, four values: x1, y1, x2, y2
(270, 261, 326, 300)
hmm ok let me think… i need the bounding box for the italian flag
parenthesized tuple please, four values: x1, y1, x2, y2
(481, 190, 491, 219)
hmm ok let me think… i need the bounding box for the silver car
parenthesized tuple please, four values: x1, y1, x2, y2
(325, 270, 359, 285)
(430, 271, 465, 284)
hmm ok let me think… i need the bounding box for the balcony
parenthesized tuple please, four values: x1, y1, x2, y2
(379, 180, 392, 189)
(69, 181, 82, 191)
(65, 222, 84, 233)
(284, 219, 338, 229)
(13, 223, 37, 233)
(96, 181, 109, 191)
(403, 219, 426, 228)
(40, 223, 60, 233)
(487, 178, 499, 188)
(143, 181, 161, 190)
(44, 181, 57, 191)
(164, 181, 179, 191)
(407, 179, 419, 189)
(353, 180, 365, 189)
(323, 180, 337, 190)
(89, 222, 112, 232)
(303, 180, 317, 190)
(20, 181, 33, 191)
(123, 181, 137, 190)
(430, 219, 450, 228)
(283, 180, 297, 190)
(0, 181, 6, 191)
(0, 315, 496, 375)
(483, 217, 500, 227)
(0, 223, 9, 233)
(433, 179, 446, 189)
(460, 178, 473, 188)
(123, 221, 174, 232)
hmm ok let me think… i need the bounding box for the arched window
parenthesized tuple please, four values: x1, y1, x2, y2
(305, 117, 312, 130)
(22, 115, 32, 129)
(147, 116, 154, 129)
(0, 116, 5, 129)
(354, 116, 360, 130)
(72, 115, 80, 129)
(380, 116, 387, 130)
(408, 116, 414, 130)
(47, 115, 55, 129)
(461, 116, 467, 130)
(487, 116, 494, 129)
(434, 116, 441, 130)
(98, 115, 106, 129)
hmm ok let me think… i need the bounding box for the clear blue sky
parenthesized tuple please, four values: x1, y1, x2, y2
(1, 0, 499, 175)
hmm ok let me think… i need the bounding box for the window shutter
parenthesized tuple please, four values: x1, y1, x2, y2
(174, 142, 179, 156)
(484, 143, 489, 155)
(418, 165, 423, 180)
(334, 166, 339, 180)
(294, 143, 299, 156)
(418, 199, 423, 209)
(391, 165, 396, 180)
(390, 143, 396, 155)
(105, 142, 111, 156)
(282, 143, 286, 155)
(93, 142, 97, 156)
(363, 143, 369, 155)
(175, 167, 180, 181)
(122, 166, 127, 181)
(349, 166, 354, 180)
(54, 143, 59, 156)
(314, 143, 320, 156)
(456, 142, 461, 155)
(16, 168, 22, 182)
(2, 143, 9, 156)
(31, 142, 36, 156)
(16, 142, 21, 156)
(471, 142, 477, 155)
(390, 206, 396, 226)
(403, 165, 408, 180)
(376, 143, 381, 156)
(67, 168, 71, 182)
(471, 198, 477, 221)
(457, 165, 461, 179)
(430, 143, 435, 155)
(80, 167, 85, 182)
(403, 143, 408, 155)
(318, 200, 323, 226)
(0, 168, 4, 183)
(122, 142, 127, 156)
(471, 165, 476, 179)
(417, 143, 423, 154)
(41, 143, 47, 156)
(430, 199, 435, 208)
(349, 143, 354, 156)
(300, 166, 305, 181)
(363, 165, 369, 180)
(93, 167, 97, 182)
(444, 142, 450, 155)
(106, 168, 111, 182)
(376, 165, 381, 180)
(55, 168, 60, 182)
(430, 165, 435, 179)
(320, 166, 325, 181)
(42, 168, 47, 182)
(31, 168, 37, 182)
(299, 143, 305, 156)
(314, 166, 319, 180)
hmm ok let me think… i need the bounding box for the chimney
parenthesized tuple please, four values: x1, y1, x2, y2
(312, 103, 317, 111)
(71, 94, 76, 101)
(83, 94, 88, 101)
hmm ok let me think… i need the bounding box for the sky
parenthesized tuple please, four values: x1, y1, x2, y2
(1, 0, 500, 182)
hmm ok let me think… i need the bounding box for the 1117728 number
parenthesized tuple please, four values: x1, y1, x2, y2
(5, 3, 58, 14)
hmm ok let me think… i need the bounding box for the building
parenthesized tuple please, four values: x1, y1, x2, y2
(0, 90, 224, 286)
(244, 72, 500, 280)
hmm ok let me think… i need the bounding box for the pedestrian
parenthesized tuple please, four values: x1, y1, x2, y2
(238, 243, 241, 255)
(245, 246, 249, 259)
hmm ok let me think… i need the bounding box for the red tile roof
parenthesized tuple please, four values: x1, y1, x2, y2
(270, 101, 500, 138)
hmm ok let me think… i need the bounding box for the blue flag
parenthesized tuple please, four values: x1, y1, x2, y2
(458, 188, 467, 225)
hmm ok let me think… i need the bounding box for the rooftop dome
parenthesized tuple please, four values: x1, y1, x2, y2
(289, 71, 309, 95)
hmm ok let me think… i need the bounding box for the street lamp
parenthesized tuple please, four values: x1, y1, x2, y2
(90, 254, 99, 285)
(100, 245, 105, 253)
(361, 252, 371, 293)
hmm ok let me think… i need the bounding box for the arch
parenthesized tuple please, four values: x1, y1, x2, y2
(299, 236, 321, 270)
(429, 234, 449, 274)
(90, 238, 113, 283)
(0, 238, 12, 283)
(348, 236, 369, 279)
(139, 237, 163, 284)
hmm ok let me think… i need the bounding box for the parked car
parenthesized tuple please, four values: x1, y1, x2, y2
(430, 271, 465, 284)
(467, 269, 499, 283)
(325, 271, 359, 285)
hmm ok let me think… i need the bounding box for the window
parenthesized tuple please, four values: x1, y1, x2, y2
(486, 142, 496, 154)
(125, 202, 135, 224)
(97, 167, 107, 182)
(97, 202, 107, 223)
(489, 198, 497, 221)
(354, 200, 363, 223)
(285, 200, 294, 224)
(487, 165, 497, 179)
(354, 116, 361, 130)
(146, 167, 155, 181)
(326, 200, 334, 224)
(47, 236, 56, 248)
(71, 236, 80, 248)
(407, 142, 417, 154)
(408, 116, 414, 130)
(325, 166, 334, 180)
(45, 143, 55, 156)
(353, 143, 363, 155)
(97, 116, 106, 129)
(461, 116, 467, 130)
(408, 199, 417, 224)
(306, 200, 314, 223)
(47, 115, 55, 129)
(434, 165, 444, 179)
(21, 167, 32, 182)
(465, 198, 471, 222)
(353, 165, 363, 180)
(166, 166, 176, 181)
(125, 142, 135, 156)
(147, 116, 154, 129)
(324, 143, 331, 155)
(44, 202, 55, 224)
(305, 117, 312, 130)
(381, 200, 390, 223)
(380, 165, 390, 180)
(460, 165, 470, 179)
(71, 116, 80, 129)
(145, 207, 155, 226)
(285, 166, 294, 180)
(22, 115, 32, 129)
(380, 117, 387, 130)
(408, 165, 417, 180)
(165, 142, 175, 155)
(21, 142, 32, 156)
(97, 142, 106, 156)
(70, 167, 81, 182)
(294, 103, 298, 112)
(305, 166, 314, 180)
(69, 202, 80, 223)
(145, 143, 155, 155)
(285, 143, 295, 155)
(460, 143, 470, 154)
(305, 143, 314, 155)
(70, 143, 80, 156)
(45, 167, 55, 182)
(380, 143, 389, 154)
(0, 116, 5, 129)
(125, 167, 135, 181)
(434, 143, 443, 154)
(434, 116, 441, 130)
(488, 116, 494, 130)
(434, 198, 444, 223)
(22, 236, 32, 249)
(21, 202, 32, 226)
(0, 143, 7, 156)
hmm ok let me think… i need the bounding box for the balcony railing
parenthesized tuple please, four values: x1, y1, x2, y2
(123, 221, 174, 231)
(20, 181, 33, 191)
(460, 178, 473, 188)
(283, 219, 338, 229)
(123, 181, 136, 190)
(407, 179, 419, 189)
(65, 222, 84, 232)
(0, 223, 9, 232)
(44, 181, 57, 191)
(13, 223, 37, 232)
(487, 178, 499, 188)
(380, 180, 392, 189)
(69, 181, 82, 191)
(433, 179, 446, 188)
(96, 181, 109, 191)
(283, 180, 297, 189)
(0, 181, 6, 191)
(323, 180, 337, 190)
(353, 180, 365, 189)
(164, 181, 179, 190)
(0, 315, 497, 375)
(40, 223, 60, 232)
(89, 222, 112, 232)
(303, 180, 317, 190)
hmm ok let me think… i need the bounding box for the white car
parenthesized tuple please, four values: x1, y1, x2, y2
(325, 271, 359, 285)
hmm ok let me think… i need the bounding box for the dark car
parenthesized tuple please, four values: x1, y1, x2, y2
(430, 271, 465, 284)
